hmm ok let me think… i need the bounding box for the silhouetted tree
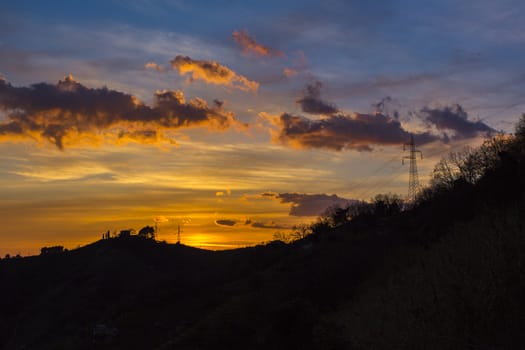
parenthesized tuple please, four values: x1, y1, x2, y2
(320, 205, 351, 228)
(273, 231, 290, 243)
(291, 224, 312, 241)
(372, 193, 403, 217)
(429, 151, 466, 191)
(345, 201, 372, 220)
(430, 135, 511, 192)
(138, 225, 155, 239)
(513, 114, 525, 149)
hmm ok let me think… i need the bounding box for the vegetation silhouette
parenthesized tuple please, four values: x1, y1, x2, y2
(138, 225, 156, 240)
(1, 115, 524, 349)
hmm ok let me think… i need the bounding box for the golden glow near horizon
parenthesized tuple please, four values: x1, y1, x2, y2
(0, 132, 489, 257)
(0, 140, 315, 256)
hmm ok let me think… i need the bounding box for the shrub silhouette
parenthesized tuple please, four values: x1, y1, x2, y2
(138, 225, 155, 239)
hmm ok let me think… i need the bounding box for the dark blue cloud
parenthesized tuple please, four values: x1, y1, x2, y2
(265, 192, 360, 217)
(274, 112, 439, 151)
(215, 219, 237, 227)
(421, 104, 495, 139)
(296, 81, 338, 115)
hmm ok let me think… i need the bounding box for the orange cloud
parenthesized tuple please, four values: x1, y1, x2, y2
(283, 68, 298, 77)
(232, 29, 283, 57)
(0, 76, 243, 149)
(154, 216, 169, 223)
(170, 55, 259, 93)
(145, 62, 166, 72)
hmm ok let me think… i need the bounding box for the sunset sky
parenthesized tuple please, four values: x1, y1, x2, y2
(1, 0, 524, 256)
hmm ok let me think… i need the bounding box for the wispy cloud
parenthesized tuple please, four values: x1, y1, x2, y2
(249, 220, 289, 229)
(0, 75, 242, 149)
(283, 68, 298, 78)
(214, 217, 289, 230)
(144, 61, 167, 72)
(283, 51, 308, 79)
(170, 55, 259, 92)
(232, 29, 283, 57)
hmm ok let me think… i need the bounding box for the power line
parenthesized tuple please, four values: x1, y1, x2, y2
(352, 163, 406, 200)
(346, 135, 492, 201)
(346, 154, 403, 193)
(338, 99, 522, 202)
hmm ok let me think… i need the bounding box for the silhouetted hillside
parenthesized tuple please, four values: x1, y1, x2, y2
(1, 117, 525, 349)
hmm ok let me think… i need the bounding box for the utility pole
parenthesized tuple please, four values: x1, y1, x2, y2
(403, 135, 423, 202)
(177, 225, 181, 244)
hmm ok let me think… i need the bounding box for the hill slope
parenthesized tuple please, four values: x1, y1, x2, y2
(2, 119, 525, 349)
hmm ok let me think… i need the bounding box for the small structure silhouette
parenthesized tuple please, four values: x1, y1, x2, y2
(40, 246, 65, 255)
(118, 229, 134, 238)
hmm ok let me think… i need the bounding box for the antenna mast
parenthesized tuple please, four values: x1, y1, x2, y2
(402, 135, 423, 202)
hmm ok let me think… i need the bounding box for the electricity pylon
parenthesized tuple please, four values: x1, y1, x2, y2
(402, 135, 423, 202)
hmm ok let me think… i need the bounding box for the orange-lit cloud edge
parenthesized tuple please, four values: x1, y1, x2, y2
(0, 55, 498, 257)
(170, 55, 259, 93)
(0, 75, 247, 149)
(232, 29, 284, 57)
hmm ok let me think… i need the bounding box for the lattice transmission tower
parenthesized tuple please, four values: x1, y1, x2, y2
(402, 135, 423, 202)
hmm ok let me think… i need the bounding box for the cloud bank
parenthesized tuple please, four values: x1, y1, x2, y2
(170, 55, 259, 92)
(267, 81, 496, 152)
(420, 104, 495, 140)
(0, 75, 241, 149)
(272, 112, 439, 151)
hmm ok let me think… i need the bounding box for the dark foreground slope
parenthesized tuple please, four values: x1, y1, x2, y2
(0, 229, 396, 349)
(0, 239, 293, 349)
(2, 205, 524, 349)
(2, 121, 525, 350)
